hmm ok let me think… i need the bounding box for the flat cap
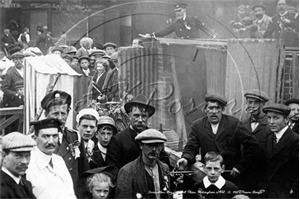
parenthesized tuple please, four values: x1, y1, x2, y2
(41, 90, 72, 109)
(76, 108, 99, 123)
(263, 103, 291, 116)
(78, 56, 90, 63)
(252, 4, 266, 11)
(135, 129, 167, 144)
(285, 98, 299, 106)
(103, 42, 117, 49)
(90, 50, 106, 57)
(174, 3, 187, 9)
(98, 116, 117, 133)
(205, 94, 227, 106)
(2, 132, 36, 152)
(30, 118, 62, 132)
(11, 52, 24, 59)
(124, 94, 155, 117)
(14, 80, 23, 90)
(244, 89, 269, 102)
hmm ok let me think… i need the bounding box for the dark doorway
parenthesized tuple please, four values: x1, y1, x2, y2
(6, 9, 22, 41)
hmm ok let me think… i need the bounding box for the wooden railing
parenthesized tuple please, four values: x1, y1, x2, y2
(0, 106, 23, 135)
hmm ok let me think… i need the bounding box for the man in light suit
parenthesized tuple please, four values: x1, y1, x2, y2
(263, 104, 299, 198)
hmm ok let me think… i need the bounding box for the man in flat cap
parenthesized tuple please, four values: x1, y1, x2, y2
(263, 104, 299, 198)
(26, 118, 76, 199)
(285, 98, 299, 134)
(241, 89, 271, 196)
(144, 3, 215, 39)
(177, 93, 259, 188)
(252, 4, 271, 37)
(41, 90, 89, 191)
(115, 129, 170, 198)
(76, 108, 99, 163)
(103, 42, 117, 56)
(1, 132, 36, 199)
(106, 94, 170, 169)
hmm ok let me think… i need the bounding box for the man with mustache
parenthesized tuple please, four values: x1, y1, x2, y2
(144, 3, 215, 39)
(26, 118, 76, 199)
(264, 0, 299, 47)
(177, 94, 259, 189)
(285, 98, 299, 134)
(115, 129, 170, 198)
(262, 104, 299, 198)
(252, 4, 271, 37)
(41, 90, 89, 191)
(1, 132, 36, 199)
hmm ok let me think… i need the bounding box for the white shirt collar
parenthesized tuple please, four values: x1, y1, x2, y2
(203, 175, 226, 189)
(34, 146, 52, 170)
(274, 125, 289, 142)
(279, 11, 288, 17)
(97, 142, 107, 153)
(183, 13, 186, 21)
(210, 123, 220, 134)
(2, 167, 21, 184)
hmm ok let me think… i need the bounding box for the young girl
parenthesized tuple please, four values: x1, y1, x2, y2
(87, 173, 115, 199)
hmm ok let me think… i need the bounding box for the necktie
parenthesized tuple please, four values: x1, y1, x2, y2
(273, 134, 278, 148)
(49, 158, 53, 168)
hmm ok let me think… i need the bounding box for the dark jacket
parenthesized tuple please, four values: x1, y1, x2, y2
(115, 155, 170, 199)
(182, 114, 260, 174)
(0, 170, 36, 199)
(55, 127, 89, 190)
(35, 33, 47, 55)
(92, 71, 107, 99)
(2, 66, 23, 107)
(89, 143, 107, 169)
(154, 16, 214, 39)
(265, 127, 299, 198)
(1, 34, 15, 46)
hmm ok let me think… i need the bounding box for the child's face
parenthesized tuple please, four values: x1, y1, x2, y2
(80, 59, 90, 69)
(91, 182, 110, 199)
(204, 160, 224, 183)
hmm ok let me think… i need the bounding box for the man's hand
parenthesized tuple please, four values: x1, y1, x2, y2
(139, 33, 154, 39)
(230, 167, 240, 177)
(176, 158, 188, 170)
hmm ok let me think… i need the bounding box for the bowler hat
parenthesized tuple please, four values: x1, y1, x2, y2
(285, 98, 299, 106)
(244, 89, 269, 102)
(41, 90, 72, 110)
(90, 50, 106, 57)
(124, 94, 155, 117)
(103, 42, 117, 49)
(80, 165, 118, 182)
(135, 129, 167, 143)
(205, 94, 227, 106)
(11, 52, 24, 59)
(263, 103, 291, 116)
(2, 132, 36, 152)
(76, 108, 99, 123)
(78, 56, 90, 63)
(30, 118, 62, 132)
(97, 116, 117, 133)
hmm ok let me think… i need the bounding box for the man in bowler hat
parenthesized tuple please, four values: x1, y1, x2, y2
(263, 103, 299, 198)
(144, 3, 215, 39)
(1, 132, 36, 199)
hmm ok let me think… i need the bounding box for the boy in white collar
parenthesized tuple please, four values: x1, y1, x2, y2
(191, 151, 238, 198)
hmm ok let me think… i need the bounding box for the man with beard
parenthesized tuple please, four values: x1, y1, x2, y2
(252, 5, 272, 37)
(285, 98, 299, 134)
(264, 0, 299, 47)
(115, 129, 170, 198)
(40, 90, 89, 191)
(106, 95, 170, 170)
(1, 132, 36, 199)
(176, 94, 259, 189)
(144, 3, 215, 39)
(262, 104, 299, 198)
(27, 118, 76, 199)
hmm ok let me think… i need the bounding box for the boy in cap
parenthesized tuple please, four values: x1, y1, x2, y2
(27, 118, 76, 199)
(90, 116, 117, 168)
(115, 129, 170, 198)
(103, 42, 117, 56)
(263, 103, 299, 198)
(189, 151, 238, 199)
(78, 56, 93, 76)
(177, 93, 259, 189)
(1, 132, 36, 199)
(285, 98, 299, 134)
(41, 90, 89, 191)
(144, 3, 215, 39)
(76, 108, 99, 163)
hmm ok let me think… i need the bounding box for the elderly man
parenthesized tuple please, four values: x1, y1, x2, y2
(285, 98, 299, 134)
(1, 132, 36, 199)
(263, 104, 299, 198)
(144, 3, 215, 39)
(115, 129, 170, 198)
(90, 116, 117, 168)
(252, 5, 272, 37)
(27, 118, 76, 199)
(106, 95, 169, 169)
(242, 89, 271, 196)
(177, 94, 259, 188)
(41, 90, 89, 189)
